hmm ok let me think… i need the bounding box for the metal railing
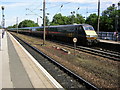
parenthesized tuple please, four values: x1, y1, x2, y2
(98, 32, 120, 41)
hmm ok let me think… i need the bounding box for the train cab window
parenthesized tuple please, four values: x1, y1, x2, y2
(83, 26, 94, 30)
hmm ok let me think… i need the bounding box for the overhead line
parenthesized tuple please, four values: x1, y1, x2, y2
(46, 2, 71, 10)
(0, 1, 41, 3)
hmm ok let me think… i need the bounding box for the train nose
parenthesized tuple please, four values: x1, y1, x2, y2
(87, 39, 98, 45)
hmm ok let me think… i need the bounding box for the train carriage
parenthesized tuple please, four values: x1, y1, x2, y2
(8, 24, 98, 45)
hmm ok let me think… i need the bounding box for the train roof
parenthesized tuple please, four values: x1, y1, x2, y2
(24, 24, 92, 28)
(46, 24, 91, 28)
(8, 24, 92, 30)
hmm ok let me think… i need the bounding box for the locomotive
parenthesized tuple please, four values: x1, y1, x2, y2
(8, 24, 98, 45)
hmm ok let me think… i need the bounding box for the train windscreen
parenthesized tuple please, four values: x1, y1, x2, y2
(83, 26, 94, 30)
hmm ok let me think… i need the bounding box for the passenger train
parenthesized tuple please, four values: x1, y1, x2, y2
(8, 24, 98, 45)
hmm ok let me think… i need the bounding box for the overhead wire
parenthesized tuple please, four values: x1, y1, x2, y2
(46, 2, 71, 10)
(46, 2, 72, 18)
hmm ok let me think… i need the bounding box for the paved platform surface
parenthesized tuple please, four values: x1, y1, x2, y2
(99, 39, 120, 45)
(0, 30, 63, 89)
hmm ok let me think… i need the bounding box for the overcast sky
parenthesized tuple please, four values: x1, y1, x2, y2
(0, 0, 120, 27)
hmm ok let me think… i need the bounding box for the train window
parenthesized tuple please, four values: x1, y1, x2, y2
(83, 26, 94, 30)
(77, 26, 85, 34)
(79, 26, 83, 31)
(36, 28, 43, 31)
(66, 26, 74, 33)
(57, 26, 75, 33)
(57, 27, 67, 32)
(49, 27, 58, 32)
(57, 27, 63, 32)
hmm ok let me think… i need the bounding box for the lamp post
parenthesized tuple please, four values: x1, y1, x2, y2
(118, 2, 120, 33)
(1, 6, 5, 29)
(71, 11, 75, 24)
(118, 2, 120, 10)
(76, 7, 80, 14)
(97, 0, 100, 36)
(43, 0, 46, 45)
(112, 4, 117, 32)
(16, 17, 18, 33)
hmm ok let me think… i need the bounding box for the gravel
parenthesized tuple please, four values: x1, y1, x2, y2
(11, 32, 120, 89)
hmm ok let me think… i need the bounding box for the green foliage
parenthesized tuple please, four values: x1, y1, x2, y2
(18, 20, 39, 28)
(75, 14, 85, 24)
(13, 24, 17, 28)
(46, 16, 50, 26)
(51, 13, 66, 25)
(86, 2, 120, 32)
(100, 4, 119, 32)
(41, 16, 50, 26)
(85, 13, 98, 31)
(50, 13, 85, 25)
(0, 26, 2, 29)
(7, 24, 17, 29)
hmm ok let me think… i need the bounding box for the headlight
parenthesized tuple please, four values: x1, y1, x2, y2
(86, 35, 97, 39)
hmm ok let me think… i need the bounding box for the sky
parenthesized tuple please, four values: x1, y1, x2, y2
(0, 0, 120, 27)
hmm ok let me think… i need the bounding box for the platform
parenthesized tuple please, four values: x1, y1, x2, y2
(0, 29, 63, 89)
(99, 39, 120, 45)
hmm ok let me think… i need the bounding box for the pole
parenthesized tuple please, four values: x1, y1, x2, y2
(114, 4, 117, 32)
(118, 2, 120, 31)
(74, 42, 76, 56)
(97, 0, 100, 36)
(112, 4, 116, 32)
(37, 18, 39, 25)
(16, 17, 18, 33)
(43, 0, 46, 45)
(2, 6, 5, 29)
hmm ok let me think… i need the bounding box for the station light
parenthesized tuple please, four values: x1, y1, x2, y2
(118, 2, 120, 10)
(1, 6, 5, 29)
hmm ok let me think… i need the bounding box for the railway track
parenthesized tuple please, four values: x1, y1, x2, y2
(91, 47, 119, 55)
(12, 34, 98, 89)
(46, 40, 120, 61)
(10, 31, 119, 61)
(77, 46, 120, 61)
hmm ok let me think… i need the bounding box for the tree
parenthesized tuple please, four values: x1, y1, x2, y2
(84, 2, 120, 32)
(62, 16, 70, 25)
(68, 14, 76, 24)
(51, 13, 64, 25)
(18, 20, 39, 28)
(13, 24, 17, 28)
(50, 13, 85, 25)
(41, 16, 50, 26)
(85, 13, 98, 31)
(75, 14, 85, 24)
(100, 4, 120, 32)
(46, 16, 50, 26)
(0, 26, 2, 29)
(7, 26, 13, 28)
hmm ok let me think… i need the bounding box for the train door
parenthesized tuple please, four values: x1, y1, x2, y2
(76, 25, 86, 44)
(75, 26, 79, 37)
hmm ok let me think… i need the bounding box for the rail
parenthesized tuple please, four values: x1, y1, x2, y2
(11, 33, 99, 90)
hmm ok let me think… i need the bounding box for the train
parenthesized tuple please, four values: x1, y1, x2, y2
(8, 24, 98, 45)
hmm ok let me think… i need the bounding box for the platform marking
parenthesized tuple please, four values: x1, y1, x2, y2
(8, 33, 64, 89)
